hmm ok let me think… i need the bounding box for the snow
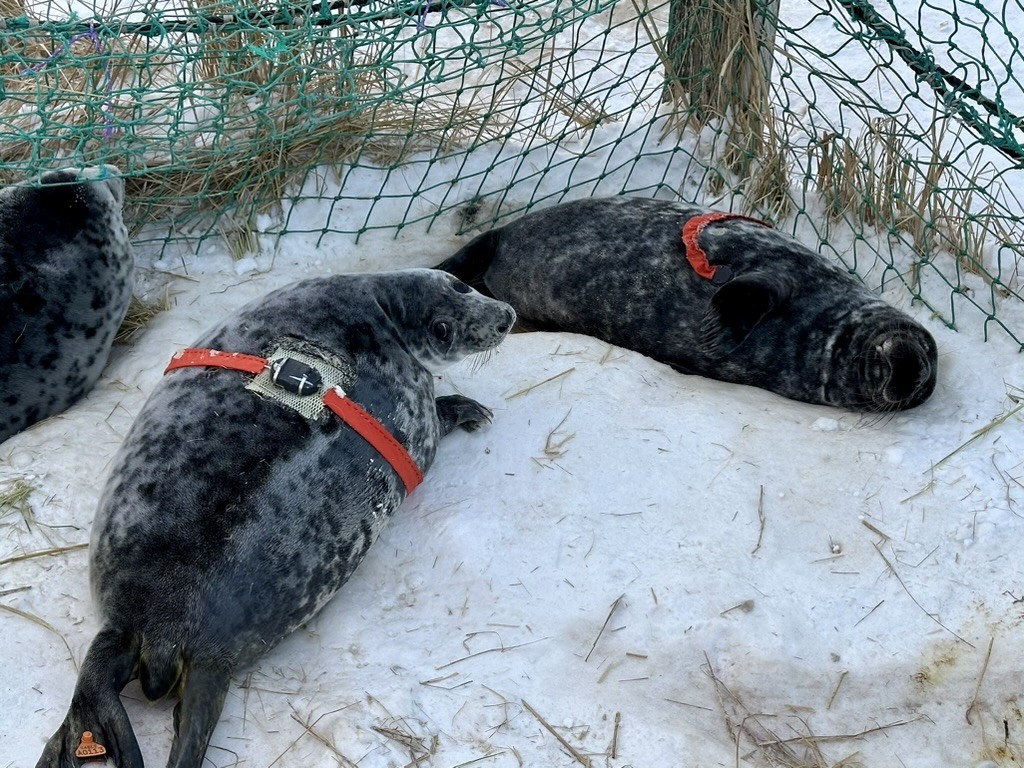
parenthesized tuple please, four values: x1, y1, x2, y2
(4, 2, 1024, 767)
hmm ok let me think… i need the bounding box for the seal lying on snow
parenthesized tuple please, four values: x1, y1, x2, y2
(37, 269, 515, 768)
(436, 197, 937, 412)
(1, 165, 134, 443)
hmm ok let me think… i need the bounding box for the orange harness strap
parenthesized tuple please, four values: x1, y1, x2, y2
(165, 348, 268, 375)
(164, 348, 424, 494)
(322, 387, 424, 492)
(681, 212, 772, 284)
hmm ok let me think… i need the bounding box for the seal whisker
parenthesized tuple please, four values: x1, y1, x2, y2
(468, 348, 495, 373)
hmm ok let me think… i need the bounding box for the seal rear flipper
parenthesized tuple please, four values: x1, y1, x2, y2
(35, 628, 143, 768)
(700, 271, 795, 354)
(167, 664, 230, 768)
(139, 640, 184, 701)
(434, 230, 501, 295)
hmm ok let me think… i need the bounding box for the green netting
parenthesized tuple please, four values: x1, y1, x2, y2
(1, 0, 1022, 347)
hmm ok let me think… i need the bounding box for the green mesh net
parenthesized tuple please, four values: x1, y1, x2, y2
(1, 0, 1022, 347)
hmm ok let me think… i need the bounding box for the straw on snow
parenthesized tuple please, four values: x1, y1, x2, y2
(1, 0, 608, 235)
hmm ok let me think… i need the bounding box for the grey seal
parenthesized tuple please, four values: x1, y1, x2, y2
(1, 165, 134, 442)
(437, 196, 937, 411)
(36, 269, 516, 768)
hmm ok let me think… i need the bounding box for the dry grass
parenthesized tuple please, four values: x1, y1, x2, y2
(808, 113, 1022, 291)
(0, 603, 78, 668)
(521, 699, 592, 767)
(650, 0, 791, 219)
(703, 655, 916, 767)
(504, 367, 575, 400)
(0, 478, 34, 523)
(0, 477, 39, 538)
(641, 0, 1021, 296)
(115, 293, 172, 344)
(0, 0, 604, 240)
(502, 56, 611, 137)
(0, 543, 89, 568)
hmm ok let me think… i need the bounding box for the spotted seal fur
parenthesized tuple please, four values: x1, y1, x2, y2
(36, 269, 515, 768)
(1, 165, 134, 443)
(437, 196, 937, 411)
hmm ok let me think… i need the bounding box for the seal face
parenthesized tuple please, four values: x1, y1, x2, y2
(0, 165, 134, 443)
(436, 196, 937, 411)
(36, 269, 515, 768)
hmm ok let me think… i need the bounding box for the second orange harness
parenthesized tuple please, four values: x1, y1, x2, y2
(681, 212, 772, 285)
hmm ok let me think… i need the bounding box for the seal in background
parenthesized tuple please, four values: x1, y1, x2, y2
(437, 196, 937, 411)
(1, 165, 134, 442)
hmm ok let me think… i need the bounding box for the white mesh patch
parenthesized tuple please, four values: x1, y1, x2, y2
(246, 344, 352, 421)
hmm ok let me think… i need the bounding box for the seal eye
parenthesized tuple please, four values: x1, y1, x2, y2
(432, 321, 452, 343)
(451, 280, 472, 294)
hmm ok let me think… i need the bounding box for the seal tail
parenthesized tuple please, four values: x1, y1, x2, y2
(434, 230, 501, 295)
(167, 664, 230, 768)
(36, 627, 143, 768)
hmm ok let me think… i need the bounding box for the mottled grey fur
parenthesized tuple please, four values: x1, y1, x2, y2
(437, 196, 937, 411)
(36, 269, 515, 768)
(1, 165, 134, 443)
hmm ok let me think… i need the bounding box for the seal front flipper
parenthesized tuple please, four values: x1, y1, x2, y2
(700, 270, 795, 355)
(166, 665, 230, 768)
(435, 394, 493, 435)
(434, 230, 502, 296)
(35, 628, 143, 768)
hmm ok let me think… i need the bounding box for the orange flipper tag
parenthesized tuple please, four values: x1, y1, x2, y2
(75, 731, 107, 760)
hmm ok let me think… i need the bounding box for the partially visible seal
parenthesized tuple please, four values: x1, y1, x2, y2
(437, 196, 937, 411)
(36, 269, 516, 768)
(0, 165, 134, 443)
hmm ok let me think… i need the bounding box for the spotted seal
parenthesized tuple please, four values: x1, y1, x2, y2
(0, 165, 134, 443)
(437, 196, 937, 411)
(36, 269, 516, 768)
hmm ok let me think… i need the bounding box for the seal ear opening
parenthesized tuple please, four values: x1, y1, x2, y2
(702, 271, 794, 353)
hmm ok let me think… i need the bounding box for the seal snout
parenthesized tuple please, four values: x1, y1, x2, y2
(869, 326, 937, 410)
(479, 301, 516, 349)
(496, 304, 517, 336)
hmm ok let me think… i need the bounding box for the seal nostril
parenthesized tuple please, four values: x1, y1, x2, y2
(883, 345, 922, 398)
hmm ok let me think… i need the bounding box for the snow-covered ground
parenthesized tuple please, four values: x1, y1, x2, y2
(5, 173, 1024, 767)
(4, 1, 1024, 767)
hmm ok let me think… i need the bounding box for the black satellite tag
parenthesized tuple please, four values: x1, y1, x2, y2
(269, 358, 322, 396)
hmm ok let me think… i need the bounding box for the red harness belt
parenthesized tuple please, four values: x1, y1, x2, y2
(681, 212, 772, 284)
(165, 348, 424, 494)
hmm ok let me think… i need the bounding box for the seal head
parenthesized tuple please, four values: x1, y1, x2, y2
(827, 313, 937, 412)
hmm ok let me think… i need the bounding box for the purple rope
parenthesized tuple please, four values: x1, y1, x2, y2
(21, 24, 117, 140)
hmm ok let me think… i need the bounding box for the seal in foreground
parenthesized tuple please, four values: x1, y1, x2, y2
(1, 165, 134, 443)
(36, 269, 515, 768)
(437, 197, 937, 411)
